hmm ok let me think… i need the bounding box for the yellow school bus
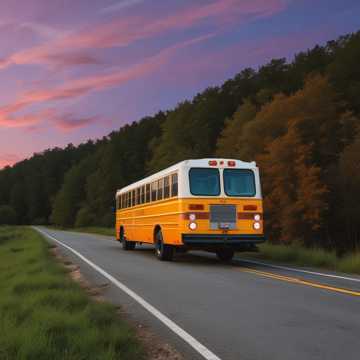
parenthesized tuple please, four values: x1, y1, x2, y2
(115, 159, 265, 261)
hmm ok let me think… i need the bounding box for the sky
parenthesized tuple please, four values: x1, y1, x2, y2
(0, 0, 359, 169)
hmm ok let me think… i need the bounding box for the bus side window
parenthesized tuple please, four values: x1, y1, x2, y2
(146, 184, 150, 203)
(171, 173, 178, 197)
(141, 185, 145, 204)
(164, 176, 170, 198)
(158, 178, 163, 200)
(132, 190, 136, 207)
(136, 188, 140, 205)
(151, 182, 157, 202)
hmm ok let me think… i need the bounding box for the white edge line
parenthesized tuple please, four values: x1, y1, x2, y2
(236, 258, 360, 283)
(33, 227, 221, 360)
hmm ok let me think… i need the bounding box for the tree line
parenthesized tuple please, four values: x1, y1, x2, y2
(1, 31, 359, 252)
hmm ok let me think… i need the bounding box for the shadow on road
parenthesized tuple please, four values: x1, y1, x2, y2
(111, 242, 246, 268)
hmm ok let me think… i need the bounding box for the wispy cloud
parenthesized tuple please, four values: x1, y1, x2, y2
(53, 113, 101, 132)
(101, 0, 145, 14)
(19, 22, 68, 40)
(0, 108, 54, 128)
(0, 0, 287, 71)
(0, 33, 213, 129)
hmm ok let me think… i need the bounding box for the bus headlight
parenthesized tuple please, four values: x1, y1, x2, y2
(189, 222, 197, 230)
(253, 222, 261, 230)
(189, 213, 196, 221)
(254, 214, 261, 221)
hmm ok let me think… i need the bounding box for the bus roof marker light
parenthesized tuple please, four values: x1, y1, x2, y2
(228, 160, 236, 167)
(208, 160, 217, 166)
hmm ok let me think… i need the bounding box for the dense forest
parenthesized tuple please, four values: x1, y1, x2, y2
(1, 31, 359, 252)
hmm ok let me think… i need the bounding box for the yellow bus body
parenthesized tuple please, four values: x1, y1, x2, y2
(116, 196, 263, 245)
(115, 159, 265, 257)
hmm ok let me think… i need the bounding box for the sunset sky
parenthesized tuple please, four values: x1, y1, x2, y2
(0, 0, 359, 168)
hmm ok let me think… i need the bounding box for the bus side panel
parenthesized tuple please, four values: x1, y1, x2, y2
(117, 198, 182, 244)
(131, 198, 182, 245)
(117, 197, 263, 245)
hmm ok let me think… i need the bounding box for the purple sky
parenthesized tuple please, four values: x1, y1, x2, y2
(0, 0, 359, 168)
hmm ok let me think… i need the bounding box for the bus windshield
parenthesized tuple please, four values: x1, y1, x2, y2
(189, 168, 220, 196)
(223, 169, 256, 197)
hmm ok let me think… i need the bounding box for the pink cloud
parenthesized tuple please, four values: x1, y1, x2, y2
(53, 113, 101, 132)
(0, 33, 211, 132)
(0, 153, 21, 168)
(44, 53, 101, 69)
(0, 108, 54, 128)
(0, 33, 213, 130)
(26, 33, 214, 102)
(0, 0, 287, 70)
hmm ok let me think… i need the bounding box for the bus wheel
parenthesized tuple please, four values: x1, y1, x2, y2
(155, 229, 173, 261)
(216, 248, 234, 262)
(120, 228, 135, 250)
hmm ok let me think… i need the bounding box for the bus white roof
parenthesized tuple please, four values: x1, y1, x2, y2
(116, 158, 257, 196)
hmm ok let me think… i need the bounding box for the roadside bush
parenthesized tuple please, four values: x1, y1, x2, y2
(0, 205, 17, 225)
(100, 212, 114, 228)
(75, 207, 95, 228)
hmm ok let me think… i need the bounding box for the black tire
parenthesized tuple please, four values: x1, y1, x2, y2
(155, 229, 174, 261)
(120, 228, 136, 250)
(216, 248, 234, 262)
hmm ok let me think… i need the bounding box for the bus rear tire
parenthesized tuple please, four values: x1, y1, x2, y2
(120, 228, 135, 250)
(216, 248, 234, 262)
(155, 229, 174, 261)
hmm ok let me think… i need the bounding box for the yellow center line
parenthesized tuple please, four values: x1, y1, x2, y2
(239, 267, 360, 297)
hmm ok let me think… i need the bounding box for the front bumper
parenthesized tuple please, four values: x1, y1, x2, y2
(182, 233, 266, 248)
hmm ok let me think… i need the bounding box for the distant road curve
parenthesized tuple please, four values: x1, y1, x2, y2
(35, 227, 360, 360)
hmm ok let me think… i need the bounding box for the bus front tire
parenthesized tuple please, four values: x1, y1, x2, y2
(120, 228, 136, 250)
(216, 248, 234, 262)
(155, 230, 174, 261)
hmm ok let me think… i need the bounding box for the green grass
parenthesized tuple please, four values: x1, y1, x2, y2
(48, 226, 115, 237)
(70, 227, 115, 237)
(0, 226, 144, 360)
(240, 242, 360, 275)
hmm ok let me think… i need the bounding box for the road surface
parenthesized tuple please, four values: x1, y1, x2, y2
(35, 227, 360, 360)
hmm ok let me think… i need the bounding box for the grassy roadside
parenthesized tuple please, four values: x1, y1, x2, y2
(0, 226, 144, 359)
(48, 226, 115, 237)
(239, 242, 360, 275)
(69, 227, 115, 237)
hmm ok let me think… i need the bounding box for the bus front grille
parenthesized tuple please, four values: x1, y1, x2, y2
(210, 205, 237, 230)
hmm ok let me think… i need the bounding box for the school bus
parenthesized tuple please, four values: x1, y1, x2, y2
(115, 159, 265, 261)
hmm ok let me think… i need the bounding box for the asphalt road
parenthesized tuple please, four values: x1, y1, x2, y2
(35, 227, 360, 360)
